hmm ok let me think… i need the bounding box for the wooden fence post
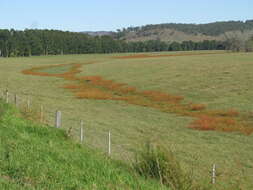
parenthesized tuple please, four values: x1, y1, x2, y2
(108, 131, 111, 156)
(80, 120, 84, 143)
(27, 98, 31, 112)
(6, 90, 9, 103)
(212, 164, 216, 184)
(14, 94, 18, 106)
(55, 110, 61, 128)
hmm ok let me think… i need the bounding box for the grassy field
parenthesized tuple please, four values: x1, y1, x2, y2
(0, 50, 253, 188)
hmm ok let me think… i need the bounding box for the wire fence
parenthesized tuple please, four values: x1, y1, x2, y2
(0, 88, 134, 161)
(0, 88, 223, 185)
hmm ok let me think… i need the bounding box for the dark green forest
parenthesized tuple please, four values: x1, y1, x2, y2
(0, 29, 226, 57)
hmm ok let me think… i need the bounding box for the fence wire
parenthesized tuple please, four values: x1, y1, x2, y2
(0, 88, 134, 161)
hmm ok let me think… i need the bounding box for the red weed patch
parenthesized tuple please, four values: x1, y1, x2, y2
(81, 76, 103, 82)
(188, 104, 206, 111)
(22, 63, 82, 79)
(141, 90, 183, 103)
(118, 86, 137, 94)
(22, 62, 252, 135)
(207, 109, 240, 117)
(75, 87, 114, 100)
(114, 52, 227, 60)
(218, 109, 240, 117)
(189, 116, 253, 135)
(62, 84, 81, 90)
(80, 76, 135, 94)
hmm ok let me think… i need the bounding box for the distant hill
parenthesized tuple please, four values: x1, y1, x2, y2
(116, 20, 253, 42)
(82, 31, 115, 36)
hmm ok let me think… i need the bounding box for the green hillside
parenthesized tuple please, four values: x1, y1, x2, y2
(0, 100, 167, 190)
(117, 20, 253, 42)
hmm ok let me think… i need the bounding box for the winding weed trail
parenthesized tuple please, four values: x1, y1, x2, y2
(22, 57, 253, 135)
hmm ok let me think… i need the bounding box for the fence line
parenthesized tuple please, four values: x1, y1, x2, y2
(0, 89, 115, 158)
(0, 89, 219, 185)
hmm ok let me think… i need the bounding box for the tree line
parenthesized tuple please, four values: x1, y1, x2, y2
(0, 29, 231, 57)
(118, 20, 253, 37)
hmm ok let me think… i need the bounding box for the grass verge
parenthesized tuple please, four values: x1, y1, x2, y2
(0, 100, 168, 190)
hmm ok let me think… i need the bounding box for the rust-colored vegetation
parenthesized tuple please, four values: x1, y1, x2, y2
(141, 90, 184, 103)
(62, 84, 81, 89)
(22, 62, 253, 135)
(188, 103, 206, 111)
(113, 52, 227, 60)
(80, 76, 128, 92)
(22, 63, 82, 78)
(75, 88, 113, 100)
(189, 116, 253, 135)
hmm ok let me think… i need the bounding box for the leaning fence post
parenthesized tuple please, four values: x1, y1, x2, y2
(108, 131, 111, 156)
(5, 90, 9, 103)
(212, 164, 216, 184)
(55, 110, 61, 128)
(80, 120, 84, 143)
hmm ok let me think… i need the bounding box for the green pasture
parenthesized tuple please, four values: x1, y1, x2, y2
(0, 51, 252, 188)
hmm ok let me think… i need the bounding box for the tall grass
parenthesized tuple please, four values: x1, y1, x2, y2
(133, 142, 198, 190)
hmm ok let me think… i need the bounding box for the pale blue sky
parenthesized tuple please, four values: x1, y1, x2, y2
(1, 0, 252, 31)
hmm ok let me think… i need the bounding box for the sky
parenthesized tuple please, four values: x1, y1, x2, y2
(1, 0, 252, 32)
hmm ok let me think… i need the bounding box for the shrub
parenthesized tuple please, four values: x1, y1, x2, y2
(133, 142, 196, 190)
(20, 105, 41, 123)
